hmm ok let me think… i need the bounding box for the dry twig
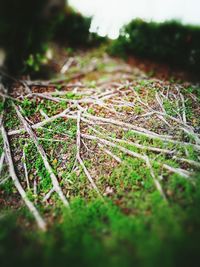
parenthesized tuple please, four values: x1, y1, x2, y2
(13, 103, 69, 207)
(76, 111, 102, 198)
(1, 124, 46, 231)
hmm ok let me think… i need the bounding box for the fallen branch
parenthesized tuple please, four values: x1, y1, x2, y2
(155, 92, 166, 114)
(81, 134, 146, 161)
(0, 152, 5, 175)
(180, 93, 187, 124)
(89, 126, 174, 155)
(162, 164, 192, 179)
(76, 111, 102, 198)
(145, 156, 167, 200)
(22, 144, 30, 190)
(13, 103, 69, 207)
(82, 133, 193, 192)
(60, 57, 74, 74)
(0, 176, 10, 185)
(33, 178, 37, 196)
(132, 87, 194, 132)
(39, 109, 49, 119)
(172, 156, 200, 169)
(8, 106, 75, 136)
(1, 124, 46, 231)
(32, 106, 73, 129)
(8, 108, 200, 151)
(43, 188, 55, 202)
(82, 112, 173, 140)
(98, 143, 122, 163)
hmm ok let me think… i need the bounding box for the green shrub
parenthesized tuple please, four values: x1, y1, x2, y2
(109, 19, 200, 72)
(53, 7, 106, 48)
(0, 0, 64, 74)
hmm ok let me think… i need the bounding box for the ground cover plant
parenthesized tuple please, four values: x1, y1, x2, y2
(0, 46, 200, 266)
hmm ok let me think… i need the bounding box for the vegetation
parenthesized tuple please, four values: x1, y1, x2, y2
(0, 0, 65, 74)
(0, 5, 200, 266)
(1, 182, 200, 267)
(109, 19, 200, 72)
(1, 48, 200, 266)
(53, 7, 106, 48)
(0, 2, 106, 76)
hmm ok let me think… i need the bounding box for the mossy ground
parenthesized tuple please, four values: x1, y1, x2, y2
(0, 47, 200, 267)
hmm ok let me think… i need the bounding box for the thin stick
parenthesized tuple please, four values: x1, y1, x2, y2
(89, 126, 174, 155)
(39, 109, 49, 119)
(172, 156, 200, 168)
(155, 92, 166, 114)
(82, 134, 146, 161)
(8, 110, 200, 151)
(162, 164, 191, 178)
(132, 87, 192, 130)
(0, 152, 5, 175)
(180, 93, 187, 124)
(83, 113, 173, 140)
(145, 156, 167, 200)
(60, 57, 74, 74)
(32, 93, 120, 111)
(33, 178, 37, 195)
(0, 95, 5, 128)
(22, 105, 72, 130)
(1, 124, 46, 231)
(0, 176, 10, 185)
(76, 111, 102, 197)
(82, 134, 193, 187)
(43, 188, 55, 202)
(98, 143, 122, 163)
(13, 103, 69, 207)
(38, 138, 67, 143)
(181, 127, 200, 145)
(22, 144, 30, 190)
(7, 105, 73, 136)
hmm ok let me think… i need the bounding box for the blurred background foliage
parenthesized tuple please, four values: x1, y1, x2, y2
(53, 7, 106, 48)
(0, 0, 64, 74)
(0, 1, 105, 75)
(109, 19, 200, 73)
(1, 1, 200, 76)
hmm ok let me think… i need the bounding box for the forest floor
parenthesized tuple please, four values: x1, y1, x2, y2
(0, 46, 200, 267)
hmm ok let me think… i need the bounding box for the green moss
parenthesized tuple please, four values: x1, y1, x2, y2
(1, 180, 200, 267)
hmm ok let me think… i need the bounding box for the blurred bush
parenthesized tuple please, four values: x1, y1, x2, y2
(53, 7, 106, 48)
(109, 19, 200, 72)
(0, 2, 106, 76)
(0, 0, 65, 75)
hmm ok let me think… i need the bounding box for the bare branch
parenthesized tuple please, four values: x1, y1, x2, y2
(13, 103, 69, 207)
(22, 144, 30, 190)
(83, 113, 173, 140)
(76, 111, 102, 198)
(162, 164, 192, 179)
(89, 126, 174, 155)
(98, 143, 122, 163)
(145, 156, 167, 200)
(180, 93, 187, 124)
(0, 152, 5, 175)
(1, 124, 46, 231)
(43, 188, 55, 202)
